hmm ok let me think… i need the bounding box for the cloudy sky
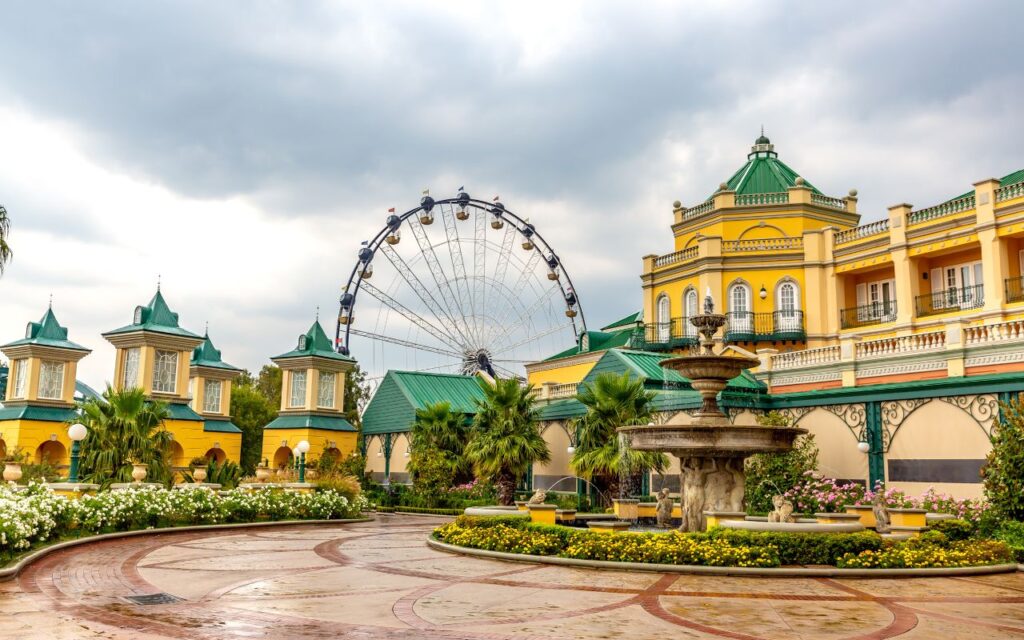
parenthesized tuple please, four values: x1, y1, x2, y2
(0, 0, 1022, 389)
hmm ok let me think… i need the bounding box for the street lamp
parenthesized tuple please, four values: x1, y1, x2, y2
(566, 445, 575, 454)
(67, 423, 87, 483)
(857, 440, 870, 454)
(296, 440, 310, 483)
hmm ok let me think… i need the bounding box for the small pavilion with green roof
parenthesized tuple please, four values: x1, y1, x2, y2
(188, 332, 244, 460)
(262, 320, 358, 469)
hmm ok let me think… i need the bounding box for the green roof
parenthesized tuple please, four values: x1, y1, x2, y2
(167, 403, 203, 422)
(713, 135, 821, 198)
(362, 370, 487, 435)
(203, 419, 242, 433)
(582, 349, 766, 392)
(601, 311, 642, 332)
(543, 328, 635, 361)
(265, 414, 356, 432)
(0, 405, 78, 422)
(946, 168, 1024, 204)
(274, 320, 353, 362)
(102, 289, 202, 340)
(2, 307, 90, 352)
(191, 333, 240, 371)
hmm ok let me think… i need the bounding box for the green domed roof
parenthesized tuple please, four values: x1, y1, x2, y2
(714, 135, 821, 197)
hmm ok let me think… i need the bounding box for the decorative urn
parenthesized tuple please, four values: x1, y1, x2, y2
(255, 466, 272, 483)
(193, 467, 208, 483)
(131, 463, 149, 483)
(3, 463, 23, 485)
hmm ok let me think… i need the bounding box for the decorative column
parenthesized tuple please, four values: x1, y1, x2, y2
(382, 433, 394, 486)
(975, 178, 1007, 312)
(865, 401, 884, 488)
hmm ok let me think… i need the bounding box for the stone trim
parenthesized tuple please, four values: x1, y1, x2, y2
(855, 360, 946, 379)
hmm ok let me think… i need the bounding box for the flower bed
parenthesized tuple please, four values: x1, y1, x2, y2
(432, 516, 1014, 570)
(0, 483, 368, 564)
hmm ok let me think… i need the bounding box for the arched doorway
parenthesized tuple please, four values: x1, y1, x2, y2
(204, 447, 227, 464)
(272, 446, 293, 470)
(0, 439, 6, 460)
(167, 441, 186, 468)
(36, 440, 68, 466)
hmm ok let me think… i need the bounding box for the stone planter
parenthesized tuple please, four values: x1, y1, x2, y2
(527, 503, 558, 526)
(612, 499, 639, 520)
(586, 520, 631, 533)
(845, 505, 876, 528)
(514, 501, 529, 512)
(703, 511, 747, 529)
(888, 508, 927, 528)
(47, 482, 100, 498)
(192, 468, 208, 483)
(556, 509, 577, 524)
(637, 502, 658, 518)
(255, 466, 272, 483)
(131, 463, 148, 483)
(3, 463, 23, 484)
(815, 512, 864, 526)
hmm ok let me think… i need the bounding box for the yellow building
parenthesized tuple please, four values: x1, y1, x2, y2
(260, 319, 358, 469)
(102, 289, 241, 468)
(188, 332, 244, 462)
(0, 306, 91, 469)
(528, 134, 1024, 499)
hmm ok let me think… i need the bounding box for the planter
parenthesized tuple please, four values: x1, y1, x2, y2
(514, 501, 528, 512)
(612, 499, 639, 520)
(815, 512, 864, 525)
(703, 511, 747, 529)
(527, 503, 558, 526)
(192, 468, 208, 483)
(3, 463, 22, 484)
(255, 466, 272, 483)
(586, 520, 631, 533)
(888, 508, 927, 528)
(131, 464, 148, 483)
(845, 505, 876, 528)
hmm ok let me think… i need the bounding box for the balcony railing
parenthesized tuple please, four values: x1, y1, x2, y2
(724, 311, 805, 342)
(1006, 277, 1024, 303)
(722, 237, 802, 253)
(810, 193, 846, 210)
(996, 180, 1024, 203)
(915, 285, 984, 317)
(835, 219, 889, 245)
(908, 194, 976, 225)
(840, 301, 897, 329)
(633, 318, 698, 352)
(735, 192, 789, 206)
(653, 246, 698, 268)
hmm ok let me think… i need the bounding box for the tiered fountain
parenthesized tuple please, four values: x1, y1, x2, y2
(620, 291, 806, 531)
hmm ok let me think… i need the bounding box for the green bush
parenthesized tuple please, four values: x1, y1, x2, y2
(744, 430, 819, 514)
(993, 520, 1024, 562)
(697, 527, 882, 566)
(930, 518, 975, 541)
(984, 400, 1024, 520)
(838, 539, 1013, 569)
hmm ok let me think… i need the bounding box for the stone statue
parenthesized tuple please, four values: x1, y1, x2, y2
(527, 489, 547, 505)
(725, 457, 746, 512)
(767, 495, 795, 523)
(655, 487, 674, 528)
(872, 494, 891, 533)
(704, 459, 734, 512)
(680, 457, 712, 531)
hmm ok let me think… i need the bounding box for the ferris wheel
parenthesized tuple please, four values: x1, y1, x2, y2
(336, 189, 586, 380)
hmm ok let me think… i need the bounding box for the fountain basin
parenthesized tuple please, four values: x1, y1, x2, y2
(720, 519, 865, 534)
(659, 354, 761, 382)
(619, 423, 807, 458)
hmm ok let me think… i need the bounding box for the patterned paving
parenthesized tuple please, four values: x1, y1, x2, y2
(2, 514, 1024, 639)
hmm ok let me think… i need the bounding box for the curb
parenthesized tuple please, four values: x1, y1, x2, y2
(0, 517, 373, 582)
(376, 511, 459, 519)
(426, 537, 1019, 578)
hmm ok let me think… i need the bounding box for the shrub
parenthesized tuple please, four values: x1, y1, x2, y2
(993, 519, 1024, 563)
(837, 539, 1013, 569)
(781, 473, 865, 514)
(984, 401, 1024, 521)
(930, 518, 975, 541)
(744, 431, 819, 514)
(562, 531, 779, 567)
(698, 527, 882, 566)
(435, 521, 566, 555)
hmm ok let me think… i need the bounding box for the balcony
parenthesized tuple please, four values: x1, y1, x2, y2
(840, 301, 897, 329)
(724, 311, 805, 342)
(632, 318, 698, 352)
(1006, 277, 1024, 303)
(915, 285, 984, 318)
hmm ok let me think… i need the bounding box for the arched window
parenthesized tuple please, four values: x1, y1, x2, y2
(684, 289, 698, 336)
(776, 281, 801, 331)
(656, 295, 670, 342)
(729, 283, 751, 332)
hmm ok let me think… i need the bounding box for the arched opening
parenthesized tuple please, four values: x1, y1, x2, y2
(322, 447, 342, 462)
(272, 445, 293, 470)
(775, 280, 801, 332)
(656, 294, 670, 342)
(167, 441, 186, 469)
(683, 289, 698, 336)
(204, 447, 227, 464)
(728, 282, 752, 333)
(36, 440, 67, 466)
(0, 439, 6, 460)
(534, 423, 572, 490)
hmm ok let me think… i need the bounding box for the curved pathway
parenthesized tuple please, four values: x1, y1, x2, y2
(2, 514, 1024, 639)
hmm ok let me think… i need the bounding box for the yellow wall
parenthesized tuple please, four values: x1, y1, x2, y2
(166, 417, 242, 466)
(527, 360, 599, 386)
(0, 419, 72, 466)
(259, 427, 357, 469)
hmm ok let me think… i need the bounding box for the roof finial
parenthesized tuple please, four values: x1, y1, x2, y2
(761, 124, 764, 137)
(316, 306, 320, 321)
(157, 274, 161, 291)
(204, 320, 209, 336)
(48, 293, 53, 309)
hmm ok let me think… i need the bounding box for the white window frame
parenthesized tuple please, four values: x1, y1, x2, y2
(683, 289, 698, 336)
(855, 279, 896, 321)
(729, 283, 752, 332)
(122, 348, 141, 389)
(38, 361, 64, 400)
(203, 379, 222, 413)
(12, 359, 27, 398)
(317, 371, 336, 408)
(152, 350, 178, 394)
(931, 260, 983, 310)
(775, 281, 801, 331)
(655, 295, 670, 342)
(289, 370, 307, 407)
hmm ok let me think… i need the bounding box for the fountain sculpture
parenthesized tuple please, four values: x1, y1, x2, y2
(620, 289, 806, 531)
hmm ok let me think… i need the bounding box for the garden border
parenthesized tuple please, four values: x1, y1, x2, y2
(427, 537, 1020, 578)
(0, 516, 373, 582)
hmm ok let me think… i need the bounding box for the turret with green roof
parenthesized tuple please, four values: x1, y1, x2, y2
(189, 331, 243, 434)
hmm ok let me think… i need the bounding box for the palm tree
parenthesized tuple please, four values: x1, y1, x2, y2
(571, 373, 669, 503)
(407, 401, 472, 486)
(76, 386, 174, 487)
(464, 378, 550, 505)
(0, 205, 12, 274)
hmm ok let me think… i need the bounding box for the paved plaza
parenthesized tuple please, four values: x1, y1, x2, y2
(1, 514, 1023, 639)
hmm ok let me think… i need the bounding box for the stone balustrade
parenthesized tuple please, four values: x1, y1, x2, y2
(653, 246, 698, 268)
(735, 192, 789, 206)
(682, 200, 714, 220)
(995, 180, 1024, 203)
(722, 237, 802, 253)
(964, 318, 1024, 346)
(908, 194, 975, 225)
(770, 345, 840, 370)
(835, 219, 889, 245)
(855, 331, 946, 360)
(810, 193, 846, 210)
(540, 382, 579, 400)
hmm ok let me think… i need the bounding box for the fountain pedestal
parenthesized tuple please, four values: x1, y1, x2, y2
(619, 304, 805, 531)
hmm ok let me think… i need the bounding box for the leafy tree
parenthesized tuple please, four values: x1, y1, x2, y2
(407, 402, 472, 497)
(464, 378, 550, 505)
(744, 412, 819, 513)
(983, 401, 1024, 521)
(0, 204, 11, 274)
(230, 375, 277, 474)
(76, 387, 173, 487)
(571, 373, 669, 503)
(256, 365, 282, 409)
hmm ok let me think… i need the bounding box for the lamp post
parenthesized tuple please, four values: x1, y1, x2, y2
(296, 440, 310, 483)
(67, 423, 87, 483)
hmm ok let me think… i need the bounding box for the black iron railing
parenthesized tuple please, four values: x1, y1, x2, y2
(1006, 277, 1024, 303)
(915, 285, 984, 317)
(632, 317, 697, 351)
(840, 301, 897, 329)
(724, 311, 805, 342)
